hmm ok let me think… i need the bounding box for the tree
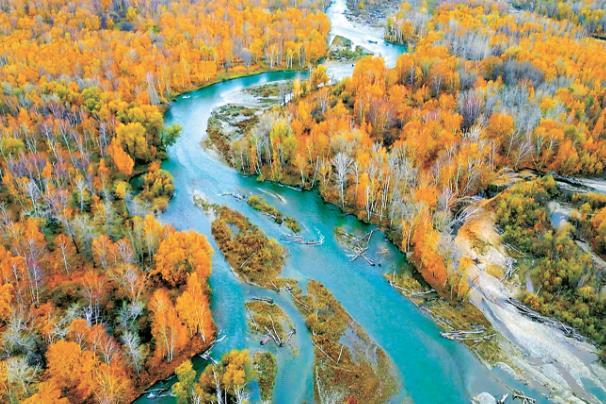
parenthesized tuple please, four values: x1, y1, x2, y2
(94, 361, 133, 404)
(153, 231, 213, 287)
(0, 284, 13, 323)
(172, 360, 196, 403)
(333, 152, 352, 207)
(108, 140, 134, 177)
(176, 272, 214, 341)
(80, 270, 107, 324)
(21, 381, 68, 404)
(410, 209, 448, 290)
(149, 288, 188, 363)
(115, 122, 149, 161)
(45, 340, 97, 401)
(137, 161, 175, 212)
(310, 65, 329, 89)
(195, 350, 251, 403)
(160, 124, 182, 150)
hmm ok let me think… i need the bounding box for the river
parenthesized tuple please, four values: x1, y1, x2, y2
(136, 0, 548, 402)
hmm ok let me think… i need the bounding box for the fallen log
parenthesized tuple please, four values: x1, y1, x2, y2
(387, 278, 435, 299)
(281, 230, 324, 245)
(410, 289, 436, 298)
(336, 345, 344, 364)
(201, 351, 218, 364)
(220, 191, 246, 200)
(251, 296, 274, 304)
(198, 334, 225, 358)
(340, 228, 378, 266)
(506, 298, 585, 341)
(360, 253, 377, 266)
(284, 328, 296, 345)
(269, 315, 283, 347)
(512, 389, 536, 403)
(264, 327, 282, 347)
(349, 246, 369, 262)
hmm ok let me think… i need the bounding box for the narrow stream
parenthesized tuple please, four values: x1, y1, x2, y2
(136, 1, 547, 402)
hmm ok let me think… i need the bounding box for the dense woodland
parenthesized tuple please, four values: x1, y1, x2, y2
(1, 0, 606, 401)
(512, 0, 606, 38)
(229, 0, 606, 353)
(0, 0, 330, 402)
(494, 177, 605, 352)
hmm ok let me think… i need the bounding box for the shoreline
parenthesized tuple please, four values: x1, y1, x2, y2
(199, 83, 606, 401)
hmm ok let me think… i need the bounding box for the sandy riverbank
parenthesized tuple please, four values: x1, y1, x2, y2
(455, 201, 606, 403)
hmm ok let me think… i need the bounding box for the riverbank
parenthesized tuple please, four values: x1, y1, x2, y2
(455, 190, 606, 403)
(142, 0, 562, 400)
(345, 0, 401, 27)
(199, 70, 606, 403)
(152, 65, 548, 403)
(203, 102, 512, 367)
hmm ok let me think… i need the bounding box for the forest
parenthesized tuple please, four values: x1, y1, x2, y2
(0, 0, 330, 402)
(228, 0, 606, 358)
(1, 0, 606, 402)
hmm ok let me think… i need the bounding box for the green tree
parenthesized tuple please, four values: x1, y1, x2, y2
(161, 124, 182, 150)
(172, 360, 196, 403)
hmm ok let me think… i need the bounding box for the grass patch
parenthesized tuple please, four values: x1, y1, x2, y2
(252, 352, 277, 402)
(211, 206, 285, 287)
(244, 81, 292, 105)
(247, 195, 284, 223)
(284, 217, 301, 233)
(286, 280, 397, 403)
(246, 300, 295, 346)
(329, 35, 372, 61)
(247, 194, 301, 233)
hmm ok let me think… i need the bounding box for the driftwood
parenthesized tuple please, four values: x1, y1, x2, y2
(284, 285, 311, 312)
(506, 298, 585, 341)
(200, 352, 218, 364)
(257, 188, 286, 203)
(337, 229, 378, 266)
(410, 289, 437, 298)
(284, 328, 296, 345)
(440, 327, 484, 340)
(269, 280, 280, 292)
(349, 246, 369, 262)
(199, 334, 226, 364)
(264, 326, 282, 347)
(281, 230, 325, 246)
(387, 278, 436, 300)
(269, 316, 282, 346)
(315, 343, 338, 364)
(336, 345, 344, 364)
(220, 191, 246, 200)
(512, 390, 536, 403)
(251, 296, 274, 304)
(239, 253, 254, 269)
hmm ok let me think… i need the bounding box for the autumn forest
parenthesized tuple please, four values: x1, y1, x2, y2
(1, 0, 606, 403)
